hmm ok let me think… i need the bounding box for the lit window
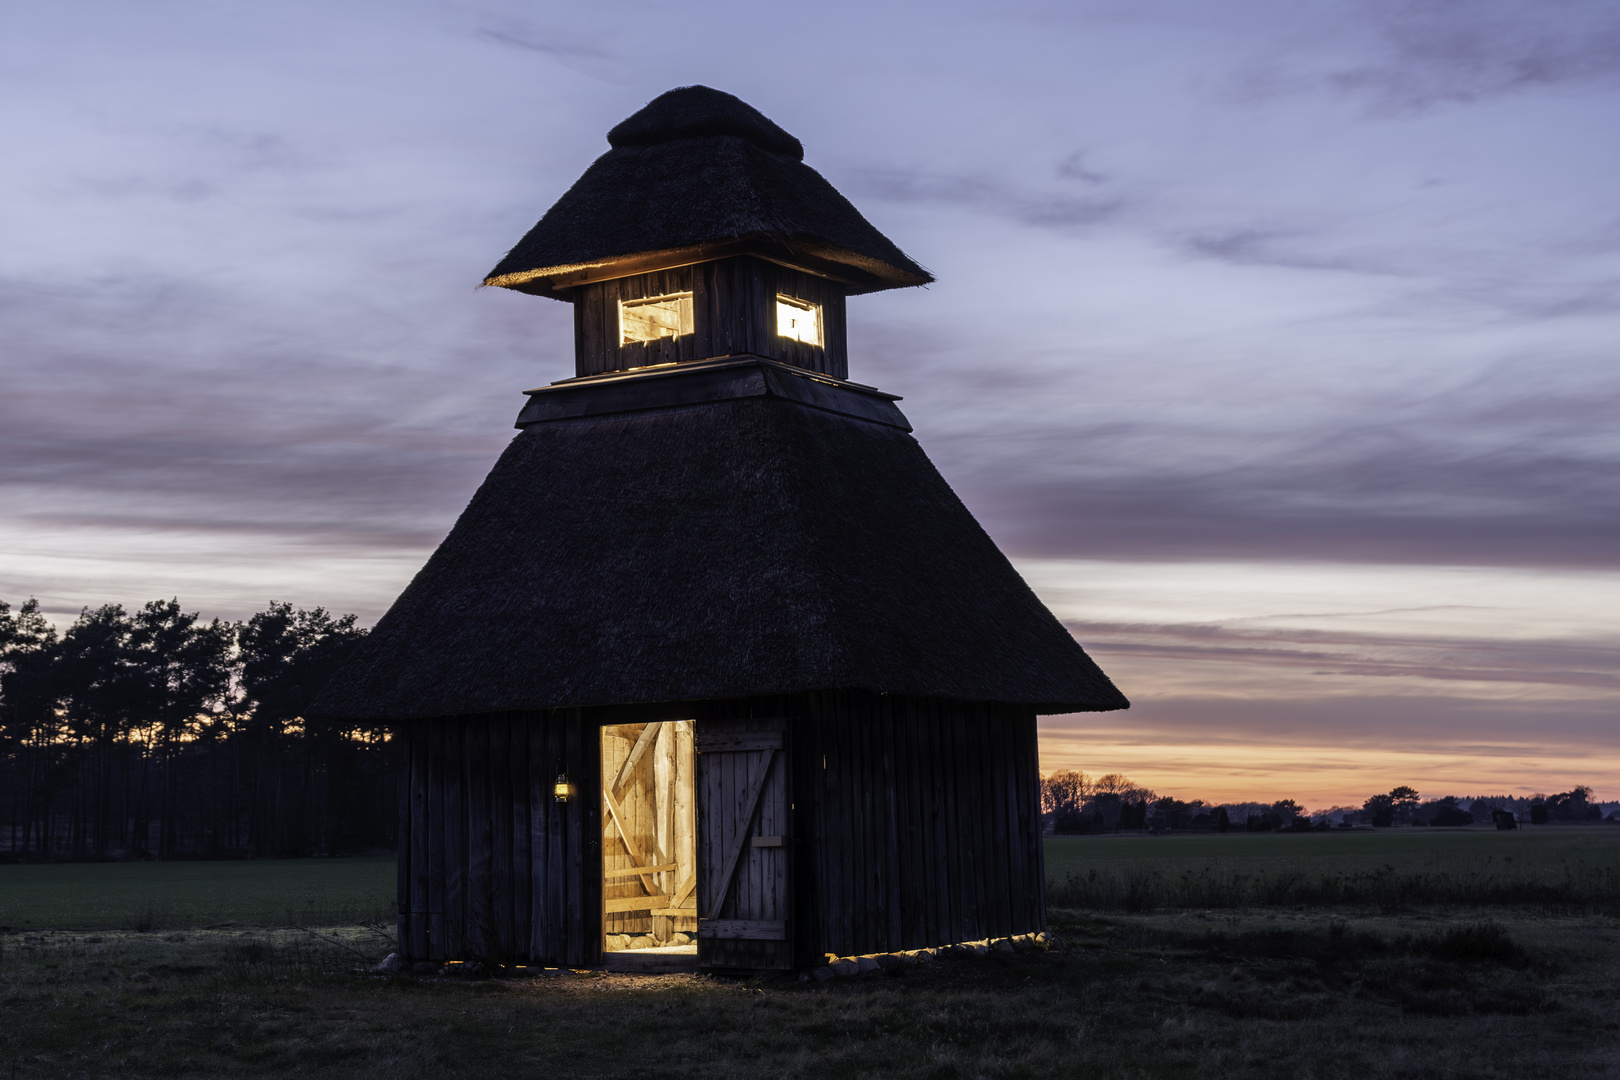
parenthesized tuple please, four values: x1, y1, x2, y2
(776, 295, 821, 346)
(620, 293, 693, 345)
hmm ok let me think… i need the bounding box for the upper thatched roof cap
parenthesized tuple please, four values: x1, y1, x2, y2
(606, 85, 804, 159)
(484, 86, 933, 298)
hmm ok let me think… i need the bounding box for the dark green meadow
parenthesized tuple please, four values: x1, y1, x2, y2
(1045, 825, 1620, 912)
(3, 829, 1619, 1079)
(0, 856, 396, 932)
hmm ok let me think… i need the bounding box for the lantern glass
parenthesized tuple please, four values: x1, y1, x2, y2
(553, 774, 572, 802)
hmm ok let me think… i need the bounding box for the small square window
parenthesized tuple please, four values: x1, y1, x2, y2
(776, 295, 821, 347)
(620, 293, 693, 345)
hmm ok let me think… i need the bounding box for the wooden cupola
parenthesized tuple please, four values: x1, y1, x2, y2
(483, 85, 933, 381)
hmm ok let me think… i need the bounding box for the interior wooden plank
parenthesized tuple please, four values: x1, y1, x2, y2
(609, 718, 660, 793)
(603, 862, 678, 879)
(602, 782, 660, 889)
(605, 895, 673, 913)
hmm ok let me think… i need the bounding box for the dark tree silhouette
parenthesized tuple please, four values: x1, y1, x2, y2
(0, 598, 385, 860)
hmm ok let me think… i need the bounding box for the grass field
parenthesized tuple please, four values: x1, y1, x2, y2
(1044, 824, 1620, 878)
(0, 856, 395, 930)
(8, 827, 1613, 931)
(2, 833, 1619, 1078)
(1046, 825, 1620, 912)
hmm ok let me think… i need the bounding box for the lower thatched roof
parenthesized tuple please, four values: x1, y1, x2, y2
(316, 377, 1127, 720)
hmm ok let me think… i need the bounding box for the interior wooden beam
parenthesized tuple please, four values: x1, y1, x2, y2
(612, 721, 663, 794)
(603, 863, 677, 880)
(602, 783, 659, 892)
(605, 895, 673, 914)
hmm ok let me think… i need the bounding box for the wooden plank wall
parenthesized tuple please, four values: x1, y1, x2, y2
(797, 692, 1045, 963)
(396, 695, 1041, 970)
(571, 257, 849, 379)
(397, 709, 601, 967)
(574, 267, 698, 376)
(766, 264, 848, 379)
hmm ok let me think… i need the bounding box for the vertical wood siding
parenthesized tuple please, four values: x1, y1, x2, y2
(397, 709, 600, 966)
(396, 693, 1042, 970)
(799, 692, 1046, 964)
(572, 257, 849, 379)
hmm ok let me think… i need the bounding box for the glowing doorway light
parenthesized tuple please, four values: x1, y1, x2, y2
(620, 293, 693, 345)
(776, 295, 821, 346)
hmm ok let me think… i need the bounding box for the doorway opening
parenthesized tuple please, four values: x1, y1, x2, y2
(601, 721, 697, 959)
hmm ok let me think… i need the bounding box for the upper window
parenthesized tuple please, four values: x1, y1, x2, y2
(620, 293, 693, 345)
(775, 295, 822, 347)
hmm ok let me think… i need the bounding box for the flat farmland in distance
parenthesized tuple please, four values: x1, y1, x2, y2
(1045, 824, 1620, 879)
(1044, 825, 1620, 913)
(0, 855, 395, 930)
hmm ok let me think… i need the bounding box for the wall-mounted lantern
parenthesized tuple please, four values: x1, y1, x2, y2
(553, 773, 574, 803)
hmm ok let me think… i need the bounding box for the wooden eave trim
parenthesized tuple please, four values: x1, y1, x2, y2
(483, 240, 927, 299)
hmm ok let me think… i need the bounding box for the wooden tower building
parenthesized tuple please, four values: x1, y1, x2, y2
(318, 86, 1128, 973)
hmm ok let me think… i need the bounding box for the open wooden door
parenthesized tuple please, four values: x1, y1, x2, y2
(695, 717, 792, 970)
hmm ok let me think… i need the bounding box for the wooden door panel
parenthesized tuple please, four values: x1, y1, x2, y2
(696, 717, 791, 970)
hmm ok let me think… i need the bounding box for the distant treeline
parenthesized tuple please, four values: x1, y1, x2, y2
(1040, 771, 1617, 835)
(0, 597, 388, 861)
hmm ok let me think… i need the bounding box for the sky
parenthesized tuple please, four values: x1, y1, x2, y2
(2, 0, 1616, 808)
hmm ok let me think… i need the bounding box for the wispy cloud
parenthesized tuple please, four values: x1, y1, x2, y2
(851, 166, 1124, 230)
(470, 14, 622, 82)
(1073, 620, 1620, 692)
(1229, 0, 1620, 114)
(1181, 226, 1408, 276)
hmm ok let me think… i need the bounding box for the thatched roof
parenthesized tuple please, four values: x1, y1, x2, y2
(484, 86, 933, 298)
(317, 363, 1126, 720)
